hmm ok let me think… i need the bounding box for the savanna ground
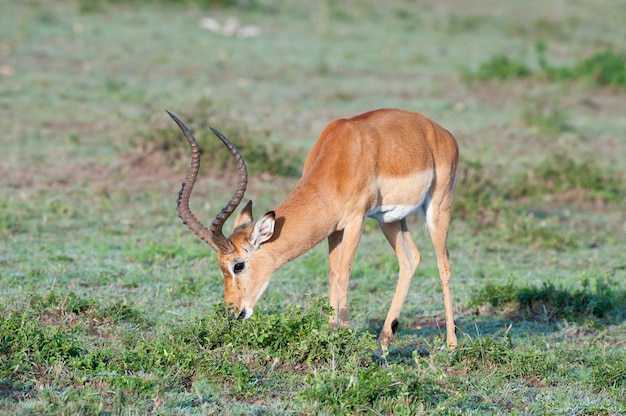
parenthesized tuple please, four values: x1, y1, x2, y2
(1, 0, 625, 414)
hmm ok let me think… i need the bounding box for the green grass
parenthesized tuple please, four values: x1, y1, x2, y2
(470, 277, 626, 322)
(472, 54, 532, 81)
(470, 42, 626, 91)
(507, 152, 625, 203)
(1, 0, 626, 413)
(2, 291, 624, 414)
(145, 98, 303, 177)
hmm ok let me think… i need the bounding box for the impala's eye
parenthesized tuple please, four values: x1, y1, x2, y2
(233, 262, 246, 274)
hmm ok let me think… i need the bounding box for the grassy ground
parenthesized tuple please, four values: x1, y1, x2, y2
(1, 0, 625, 414)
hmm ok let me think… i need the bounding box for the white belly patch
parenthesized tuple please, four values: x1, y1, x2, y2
(366, 204, 423, 223)
(366, 169, 433, 223)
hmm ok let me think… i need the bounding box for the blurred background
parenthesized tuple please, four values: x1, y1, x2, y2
(1, 0, 625, 413)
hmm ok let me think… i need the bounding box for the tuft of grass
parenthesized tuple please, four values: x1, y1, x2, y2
(469, 280, 518, 309)
(471, 54, 532, 81)
(472, 44, 626, 90)
(544, 48, 626, 90)
(470, 278, 625, 322)
(589, 352, 626, 389)
(29, 291, 98, 315)
(573, 49, 626, 89)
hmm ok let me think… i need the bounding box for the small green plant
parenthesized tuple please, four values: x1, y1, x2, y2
(469, 280, 517, 309)
(0, 312, 84, 378)
(30, 291, 97, 315)
(517, 279, 620, 320)
(453, 335, 513, 368)
(472, 54, 532, 81)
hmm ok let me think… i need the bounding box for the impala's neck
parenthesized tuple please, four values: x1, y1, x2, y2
(262, 179, 335, 269)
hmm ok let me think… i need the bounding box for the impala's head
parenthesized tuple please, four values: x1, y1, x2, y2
(167, 111, 276, 319)
(217, 201, 276, 319)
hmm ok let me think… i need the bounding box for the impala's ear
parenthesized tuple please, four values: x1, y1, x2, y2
(233, 200, 254, 231)
(250, 211, 275, 249)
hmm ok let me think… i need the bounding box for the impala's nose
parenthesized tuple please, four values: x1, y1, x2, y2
(237, 307, 254, 320)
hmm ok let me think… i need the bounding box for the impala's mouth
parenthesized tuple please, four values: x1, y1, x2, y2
(237, 307, 254, 320)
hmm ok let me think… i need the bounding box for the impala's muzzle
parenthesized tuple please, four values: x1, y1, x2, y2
(237, 307, 254, 320)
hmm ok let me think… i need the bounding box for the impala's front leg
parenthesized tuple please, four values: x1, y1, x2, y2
(328, 230, 344, 327)
(327, 220, 364, 328)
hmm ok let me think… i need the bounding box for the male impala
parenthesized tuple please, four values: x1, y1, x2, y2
(168, 108, 459, 351)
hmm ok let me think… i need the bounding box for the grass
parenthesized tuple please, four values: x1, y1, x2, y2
(2, 291, 624, 414)
(144, 97, 303, 177)
(470, 278, 625, 322)
(1, 0, 626, 413)
(507, 152, 625, 203)
(470, 41, 626, 91)
(454, 151, 624, 250)
(472, 54, 532, 81)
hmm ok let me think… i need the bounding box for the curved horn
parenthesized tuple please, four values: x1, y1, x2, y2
(167, 110, 248, 254)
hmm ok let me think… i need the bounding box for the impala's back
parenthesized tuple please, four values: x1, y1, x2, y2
(301, 109, 458, 223)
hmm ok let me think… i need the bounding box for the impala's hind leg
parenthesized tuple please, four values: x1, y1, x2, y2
(426, 189, 457, 347)
(377, 218, 421, 354)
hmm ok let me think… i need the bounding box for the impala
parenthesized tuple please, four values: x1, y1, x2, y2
(168, 108, 459, 351)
